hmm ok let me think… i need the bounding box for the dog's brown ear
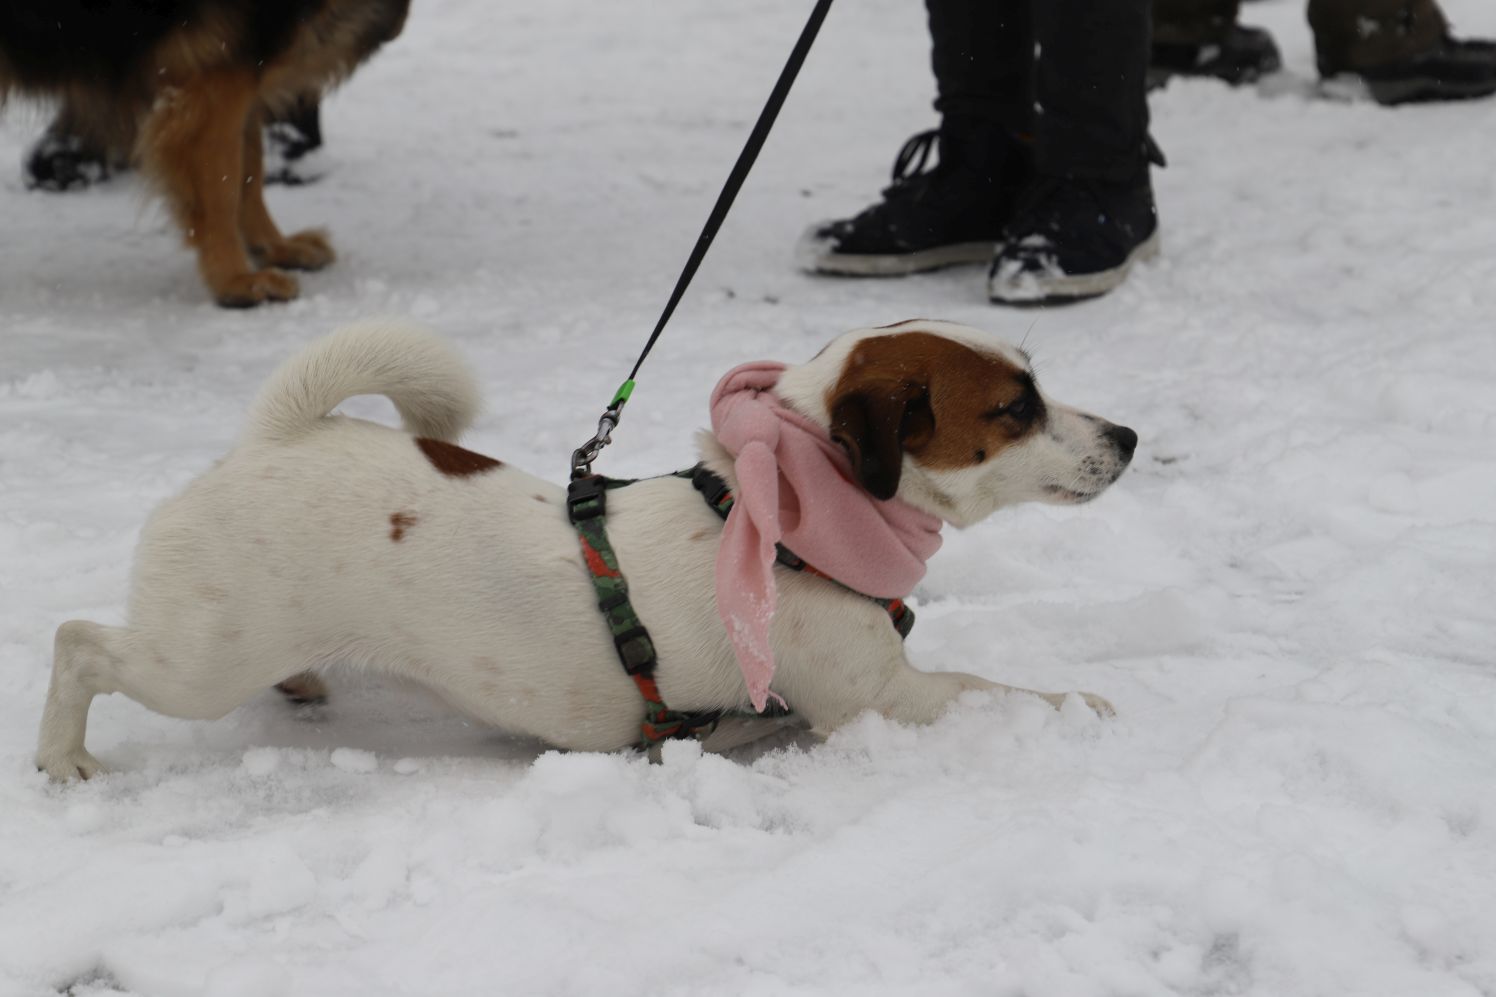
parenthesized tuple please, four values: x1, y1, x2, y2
(830, 381, 933, 500)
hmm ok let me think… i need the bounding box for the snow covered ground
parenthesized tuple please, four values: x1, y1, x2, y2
(3, 0, 1496, 993)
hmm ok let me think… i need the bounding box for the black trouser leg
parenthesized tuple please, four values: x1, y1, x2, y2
(1032, 0, 1152, 182)
(1153, 0, 1241, 47)
(926, 0, 1030, 135)
(927, 0, 1151, 184)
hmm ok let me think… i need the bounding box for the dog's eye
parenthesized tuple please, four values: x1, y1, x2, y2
(974, 448, 986, 463)
(986, 398, 1031, 421)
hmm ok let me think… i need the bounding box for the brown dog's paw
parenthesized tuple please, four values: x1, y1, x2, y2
(213, 268, 300, 308)
(255, 229, 335, 271)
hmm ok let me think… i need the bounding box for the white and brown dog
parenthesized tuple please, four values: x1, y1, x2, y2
(36, 319, 1135, 780)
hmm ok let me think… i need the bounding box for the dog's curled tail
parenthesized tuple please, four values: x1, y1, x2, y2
(245, 319, 481, 444)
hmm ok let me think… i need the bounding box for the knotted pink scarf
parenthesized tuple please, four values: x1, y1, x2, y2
(709, 361, 944, 711)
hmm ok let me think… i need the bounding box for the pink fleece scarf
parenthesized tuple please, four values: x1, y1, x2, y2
(710, 361, 944, 711)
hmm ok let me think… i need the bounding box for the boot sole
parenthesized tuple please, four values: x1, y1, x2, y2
(796, 224, 997, 276)
(1320, 72, 1496, 106)
(987, 229, 1161, 305)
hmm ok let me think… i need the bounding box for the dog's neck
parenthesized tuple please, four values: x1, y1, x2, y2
(694, 430, 739, 493)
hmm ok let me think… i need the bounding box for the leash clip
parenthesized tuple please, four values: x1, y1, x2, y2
(570, 405, 620, 479)
(570, 380, 635, 479)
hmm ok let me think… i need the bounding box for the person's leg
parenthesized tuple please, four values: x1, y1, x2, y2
(987, 0, 1161, 304)
(928, 0, 1029, 134)
(924, 0, 1032, 202)
(1032, 0, 1151, 184)
(23, 97, 134, 191)
(797, 0, 1033, 276)
(1311, 0, 1496, 104)
(264, 94, 327, 185)
(1153, 0, 1239, 47)
(1150, 0, 1281, 87)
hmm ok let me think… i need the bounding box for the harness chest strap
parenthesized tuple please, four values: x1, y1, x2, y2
(566, 467, 915, 751)
(566, 474, 721, 747)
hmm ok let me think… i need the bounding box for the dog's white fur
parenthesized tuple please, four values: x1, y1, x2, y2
(36, 319, 1133, 780)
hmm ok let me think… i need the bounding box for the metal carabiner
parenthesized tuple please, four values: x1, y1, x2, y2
(569, 408, 618, 480)
(569, 381, 635, 480)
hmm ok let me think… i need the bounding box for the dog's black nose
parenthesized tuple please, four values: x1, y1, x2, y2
(1105, 424, 1138, 459)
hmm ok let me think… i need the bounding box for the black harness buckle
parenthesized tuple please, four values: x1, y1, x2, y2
(567, 474, 609, 522)
(612, 626, 656, 674)
(690, 465, 734, 510)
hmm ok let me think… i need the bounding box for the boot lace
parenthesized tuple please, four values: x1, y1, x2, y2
(890, 129, 940, 183)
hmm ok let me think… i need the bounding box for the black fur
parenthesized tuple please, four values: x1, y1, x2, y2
(0, 0, 407, 93)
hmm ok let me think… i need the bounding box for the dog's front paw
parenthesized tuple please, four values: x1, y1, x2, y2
(36, 748, 106, 783)
(1077, 692, 1115, 718)
(257, 229, 335, 271)
(214, 268, 300, 308)
(1030, 689, 1114, 718)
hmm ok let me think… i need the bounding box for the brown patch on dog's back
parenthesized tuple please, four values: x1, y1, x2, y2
(389, 511, 418, 541)
(416, 438, 503, 477)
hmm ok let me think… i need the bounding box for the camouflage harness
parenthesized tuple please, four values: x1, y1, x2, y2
(566, 465, 915, 752)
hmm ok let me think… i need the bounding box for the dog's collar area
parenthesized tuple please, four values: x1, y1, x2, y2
(686, 465, 916, 640)
(566, 467, 914, 759)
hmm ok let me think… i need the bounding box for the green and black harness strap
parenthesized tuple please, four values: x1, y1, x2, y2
(566, 474, 722, 749)
(566, 466, 914, 752)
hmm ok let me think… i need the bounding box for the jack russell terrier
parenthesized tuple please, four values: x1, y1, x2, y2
(37, 318, 1135, 780)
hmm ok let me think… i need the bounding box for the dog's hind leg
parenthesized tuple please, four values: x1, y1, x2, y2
(36, 619, 296, 782)
(275, 671, 330, 707)
(140, 70, 299, 308)
(239, 106, 334, 273)
(36, 621, 130, 781)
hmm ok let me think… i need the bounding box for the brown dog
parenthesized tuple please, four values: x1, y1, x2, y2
(0, 0, 408, 307)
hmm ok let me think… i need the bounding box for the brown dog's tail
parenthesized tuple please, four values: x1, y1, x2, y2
(245, 319, 481, 444)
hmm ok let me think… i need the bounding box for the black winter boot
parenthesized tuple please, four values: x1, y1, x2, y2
(987, 168, 1160, 305)
(798, 118, 1032, 276)
(23, 125, 115, 192)
(1323, 36, 1496, 105)
(1150, 24, 1283, 88)
(264, 99, 326, 186)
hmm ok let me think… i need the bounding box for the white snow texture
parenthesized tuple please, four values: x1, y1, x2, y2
(2, 1, 1495, 995)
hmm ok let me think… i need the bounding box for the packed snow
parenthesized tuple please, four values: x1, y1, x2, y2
(3, 0, 1496, 994)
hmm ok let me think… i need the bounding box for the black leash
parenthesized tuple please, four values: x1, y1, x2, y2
(570, 0, 835, 479)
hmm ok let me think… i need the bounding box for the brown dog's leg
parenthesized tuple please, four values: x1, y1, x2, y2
(240, 106, 335, 272)
(139, 71, 299, 307)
